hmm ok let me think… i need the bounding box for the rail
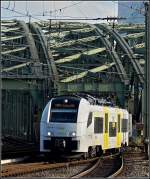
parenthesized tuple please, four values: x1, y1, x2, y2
(71, 153, 122, 178)
(1, 157, 98, 177)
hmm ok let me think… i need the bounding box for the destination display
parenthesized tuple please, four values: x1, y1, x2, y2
(51, 97, 80, 109)
(54, 103, 76, 108)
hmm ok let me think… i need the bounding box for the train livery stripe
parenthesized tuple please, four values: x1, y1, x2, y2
(103, 107, 109, 150)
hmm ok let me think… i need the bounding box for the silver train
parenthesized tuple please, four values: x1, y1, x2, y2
(40, 94, 132, 157)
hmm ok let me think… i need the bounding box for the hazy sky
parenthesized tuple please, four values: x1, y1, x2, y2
(1, 1, 118, 23)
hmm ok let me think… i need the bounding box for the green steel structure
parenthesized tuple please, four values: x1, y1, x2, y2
(1, 20, 145, 142)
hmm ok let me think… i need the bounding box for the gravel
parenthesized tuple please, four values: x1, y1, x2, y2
(117, 147, 149, 178)
(18, 164, 89, 177)
(118, 161, 149, 177)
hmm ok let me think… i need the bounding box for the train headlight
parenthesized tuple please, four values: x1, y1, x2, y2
(70, 131, 76, 137)
(48, 132, 52, 136)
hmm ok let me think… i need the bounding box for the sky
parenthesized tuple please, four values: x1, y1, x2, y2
(1, 1, 118, 24)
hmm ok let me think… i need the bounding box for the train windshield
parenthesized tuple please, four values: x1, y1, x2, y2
(50, 97, 80, 123)
(50, 109, 78, 123)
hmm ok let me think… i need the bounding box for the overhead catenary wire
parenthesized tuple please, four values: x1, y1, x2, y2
(6, 0, 10, 9)
(72, 1, 88, 22)
(43, 1, 84, 16)
(25, 1, 29, 16)
(1, 14, 145, 20)
(1, 5, 126, 23)
(2, 1, 145, 22)
(12, 1, 16, 11)
(112, 0, 146, 15)
(42, 1, 45, 16)
(1, 6, 44, 21)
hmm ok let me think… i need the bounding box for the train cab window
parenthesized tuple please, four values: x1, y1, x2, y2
(50, 109, 78, 123)
(122, 119, 128, 132)
(118, 114, 121, 132)
(105, 113, 108, 133)
(87, 112, 92, 127)
(94, 117, 103, 133)
(109, 122, 117, 137)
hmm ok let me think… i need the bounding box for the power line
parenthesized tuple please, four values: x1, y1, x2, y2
(1, 5, 126, 23)
(7, 1, 10, 9)
(25, 1, 29, 16)
(1, 6, 44, 21)
(12, 1, 16, 11)
(47, 17, 126, 21)
(42, 1, 45, 16)
(114, 1, 145, 15)
(44, 1, 84, 16)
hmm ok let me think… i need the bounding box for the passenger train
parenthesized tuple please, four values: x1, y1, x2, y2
(40, 94, 132, 157)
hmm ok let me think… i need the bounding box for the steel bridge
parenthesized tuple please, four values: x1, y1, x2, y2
(1, 20, 145, 141)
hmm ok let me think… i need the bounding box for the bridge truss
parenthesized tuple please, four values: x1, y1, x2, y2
(1, 20, 145, 141)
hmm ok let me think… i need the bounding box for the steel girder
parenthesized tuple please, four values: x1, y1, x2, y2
(18, 21, 39, 62)
(30, 22, 59, 86)
(1, 20, 59, 89)
(97, 24, 144, 83)
(89, 24, 129, 84)
(17, 21, 42, 77)
(2, 20, 38, 77)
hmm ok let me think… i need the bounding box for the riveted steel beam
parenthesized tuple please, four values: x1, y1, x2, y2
(124, 32, 145, 39)
(61, 62, 115, 83)
(14, 20, 43, 77)
(1, 27, 20, 32)
(17, 21, 39, 62)
(2, 62, 32, 72)
(59, 82, 124, 93)
(1, 35, 24, 42)
(1, 47, 27, 55)
(50, 36, 99, 49)
(2, 79, 37, 90)
(55, 47, 106, 64)
(89, 24, 128, 84)
(1, 22, 17, 26)
(30, 22, 59, 86)
(97, 24, 144, 83)
(44, 27, 94, 37)
(115, 24, 144, 33)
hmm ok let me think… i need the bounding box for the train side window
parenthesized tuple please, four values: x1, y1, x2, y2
(118, 114, 121, 132)
(122, 119, 128, 132)
(109, 122, 117, 137)
(105, 113, 108, 133)
(87, 112, 92, 127)
(94, 117, 103, 133)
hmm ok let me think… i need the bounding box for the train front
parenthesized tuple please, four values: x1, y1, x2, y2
(40, 96, 89, 154)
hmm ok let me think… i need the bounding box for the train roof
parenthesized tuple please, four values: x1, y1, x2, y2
(52, 93, 124, 109)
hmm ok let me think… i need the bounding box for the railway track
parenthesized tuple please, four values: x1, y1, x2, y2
(1, 157, 98, 177)
(72, 153, 123, 178)
(2, 153, 123, 177)
(4, 148, 146, 178)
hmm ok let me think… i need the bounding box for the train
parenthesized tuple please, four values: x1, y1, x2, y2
(40, 94, 132, 157)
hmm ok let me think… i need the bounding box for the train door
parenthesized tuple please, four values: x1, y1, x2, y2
(122, 118, 128, 145)
(86, 112, 93, 146)
(103, 107, 109, 150)
(93, 111, 103, 146)
(116, 113, 121, 147)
